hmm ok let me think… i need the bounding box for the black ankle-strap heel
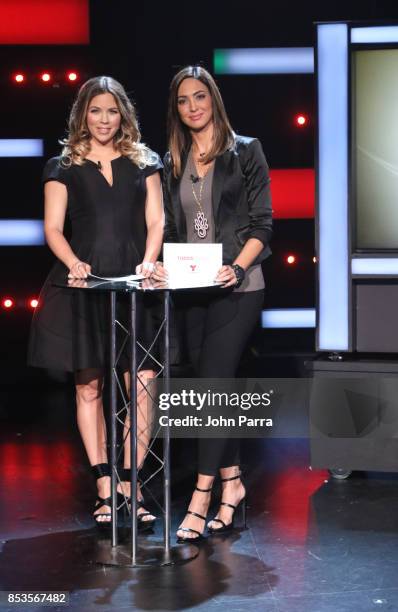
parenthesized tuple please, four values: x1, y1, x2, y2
(207, 473, 247, 534)
(92, 463, 112, 530)
(92, 463, 126, 530)
(176, 485, 212, 544)
(120, 468, 156, 531)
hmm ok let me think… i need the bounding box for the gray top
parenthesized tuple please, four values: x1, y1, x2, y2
(180, 152, 215, 243)
(180, 152, 264, 293)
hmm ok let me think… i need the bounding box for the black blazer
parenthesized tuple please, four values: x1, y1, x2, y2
(162, 134, 272, 266)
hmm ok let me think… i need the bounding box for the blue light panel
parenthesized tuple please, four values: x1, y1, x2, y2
(351, 26, 398, 44)
(0, 139, 43, 157)
(262, 308, 316, 329)
(317, 24, 349, 351)
(0, 220, 45, 245)
(214, 47, 314, 74)
(352, 258, 398, 275)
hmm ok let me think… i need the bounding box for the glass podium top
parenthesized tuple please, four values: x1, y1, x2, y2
(55, 278, 225, 294)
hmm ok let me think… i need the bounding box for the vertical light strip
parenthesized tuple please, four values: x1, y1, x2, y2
(0, 139, 43, 157)
(317, 24, 349, 350)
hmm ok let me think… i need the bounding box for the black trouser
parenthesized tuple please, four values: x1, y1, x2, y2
(179, 289, 264, 476)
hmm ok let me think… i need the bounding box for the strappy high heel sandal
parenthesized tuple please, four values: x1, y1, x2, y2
(176, 485, 212, 544)
(207, 473, 247, 534)
(92, 463, 126, 530)
(120, 468, 156, 531)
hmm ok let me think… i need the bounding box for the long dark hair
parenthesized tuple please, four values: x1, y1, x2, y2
(167, 66, 234, 177)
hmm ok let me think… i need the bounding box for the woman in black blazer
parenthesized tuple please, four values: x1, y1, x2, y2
(153, 65, 272, 542)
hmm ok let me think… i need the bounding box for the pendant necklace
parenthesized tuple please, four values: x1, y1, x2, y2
(190, 151, 211, 239)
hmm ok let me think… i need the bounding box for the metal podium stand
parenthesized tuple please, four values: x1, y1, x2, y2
(58, 278, 222, 567)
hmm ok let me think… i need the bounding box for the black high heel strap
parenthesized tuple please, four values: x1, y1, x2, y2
(120, 468, 132, 481)
(94, 495, 112, 510)
(210, 517, 227, 528)
(92, 463, 110, 479)
(119, 470, 145, 502)
(120, 468, 145, 490)
(220, 473, 242, 483)
(220, 501, 237, 510)
(195, 486, 212, 493)
(178, 527, 202, 537)
(186, 510, 206, 521)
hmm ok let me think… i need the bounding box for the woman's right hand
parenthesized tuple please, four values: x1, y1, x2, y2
(68, 260, 91, 279)
(151, 261, 169, 282)
(68, 278, 88, 288)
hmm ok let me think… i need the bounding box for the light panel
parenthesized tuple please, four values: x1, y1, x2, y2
(0, 0, 89, 45)
(0, 139, 43, 157)
(0, 220, 45, 246)
(351, 26, 398, 44)
(317, 24, 349, 351)
(262, 308, 316, 329)
(352, 258, 398, 275)
(270, 169, 314, 218)
(214, 48, 314, 74)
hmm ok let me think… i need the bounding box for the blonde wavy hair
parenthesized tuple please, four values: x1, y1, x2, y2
(60, 75, 157, 168)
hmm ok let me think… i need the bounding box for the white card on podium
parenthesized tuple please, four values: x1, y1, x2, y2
(163, 243, 222, 288)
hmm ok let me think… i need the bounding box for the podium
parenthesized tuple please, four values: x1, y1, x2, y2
(57, 278, 222, 567)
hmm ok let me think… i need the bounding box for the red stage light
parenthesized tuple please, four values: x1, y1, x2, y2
(286, 255, 296, 265)
(295, 114, 308, 127)
(13, 73, 25, 84)
(67, 71, 78, 82)
(2, 298, 14, 309)
(269, 169, 314, 219)
(29, 298, 39, 309)
(0, 0, 89, 45)
(40, 72, 51, 83)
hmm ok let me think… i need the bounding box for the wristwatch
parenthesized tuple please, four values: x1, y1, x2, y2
(231, 264, 246, 288)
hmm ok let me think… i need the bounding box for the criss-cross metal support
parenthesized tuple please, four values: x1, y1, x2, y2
(95, 286, 198, 568)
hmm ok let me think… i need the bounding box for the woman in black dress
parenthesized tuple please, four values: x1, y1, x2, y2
(153, 66, 272, 542)
(28, 76, 164, 527)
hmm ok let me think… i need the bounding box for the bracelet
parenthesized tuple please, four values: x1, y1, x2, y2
(231, 264, 245, 288)
(142, 261, 155, 273)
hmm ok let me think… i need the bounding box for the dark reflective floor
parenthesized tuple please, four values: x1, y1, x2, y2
(1, 384, 398, 612)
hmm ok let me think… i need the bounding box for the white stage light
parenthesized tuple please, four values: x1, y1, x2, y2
(262, 309, 316, 329)
(317, 23, 349, 351)
(351, 26, 398, 44)
(352, 259, 398, 275)
(214, 48, 314, 74)
(0, 220, 45, 245)
(0, 139, 43, 157)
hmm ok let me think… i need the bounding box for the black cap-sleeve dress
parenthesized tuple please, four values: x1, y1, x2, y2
(28, 153, 163, 373)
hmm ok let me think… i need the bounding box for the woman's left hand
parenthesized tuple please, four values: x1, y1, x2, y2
(136, 261, 155, 278)
(215, 265, 238, 288)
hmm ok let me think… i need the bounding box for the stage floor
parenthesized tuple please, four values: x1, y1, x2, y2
(1, 384, 398, 612)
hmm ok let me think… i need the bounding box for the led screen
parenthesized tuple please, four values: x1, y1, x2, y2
(354, 49, 398, 250)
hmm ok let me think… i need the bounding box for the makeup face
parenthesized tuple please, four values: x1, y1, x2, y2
(176, 78, 213, 131)
(86, 92, 121, 145)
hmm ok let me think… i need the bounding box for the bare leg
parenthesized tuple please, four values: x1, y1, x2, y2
(75, 368, 110, 522)
(176, 474, 214, 540)
(121, 369, 155, 521)
(207, 465, 245, 529)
